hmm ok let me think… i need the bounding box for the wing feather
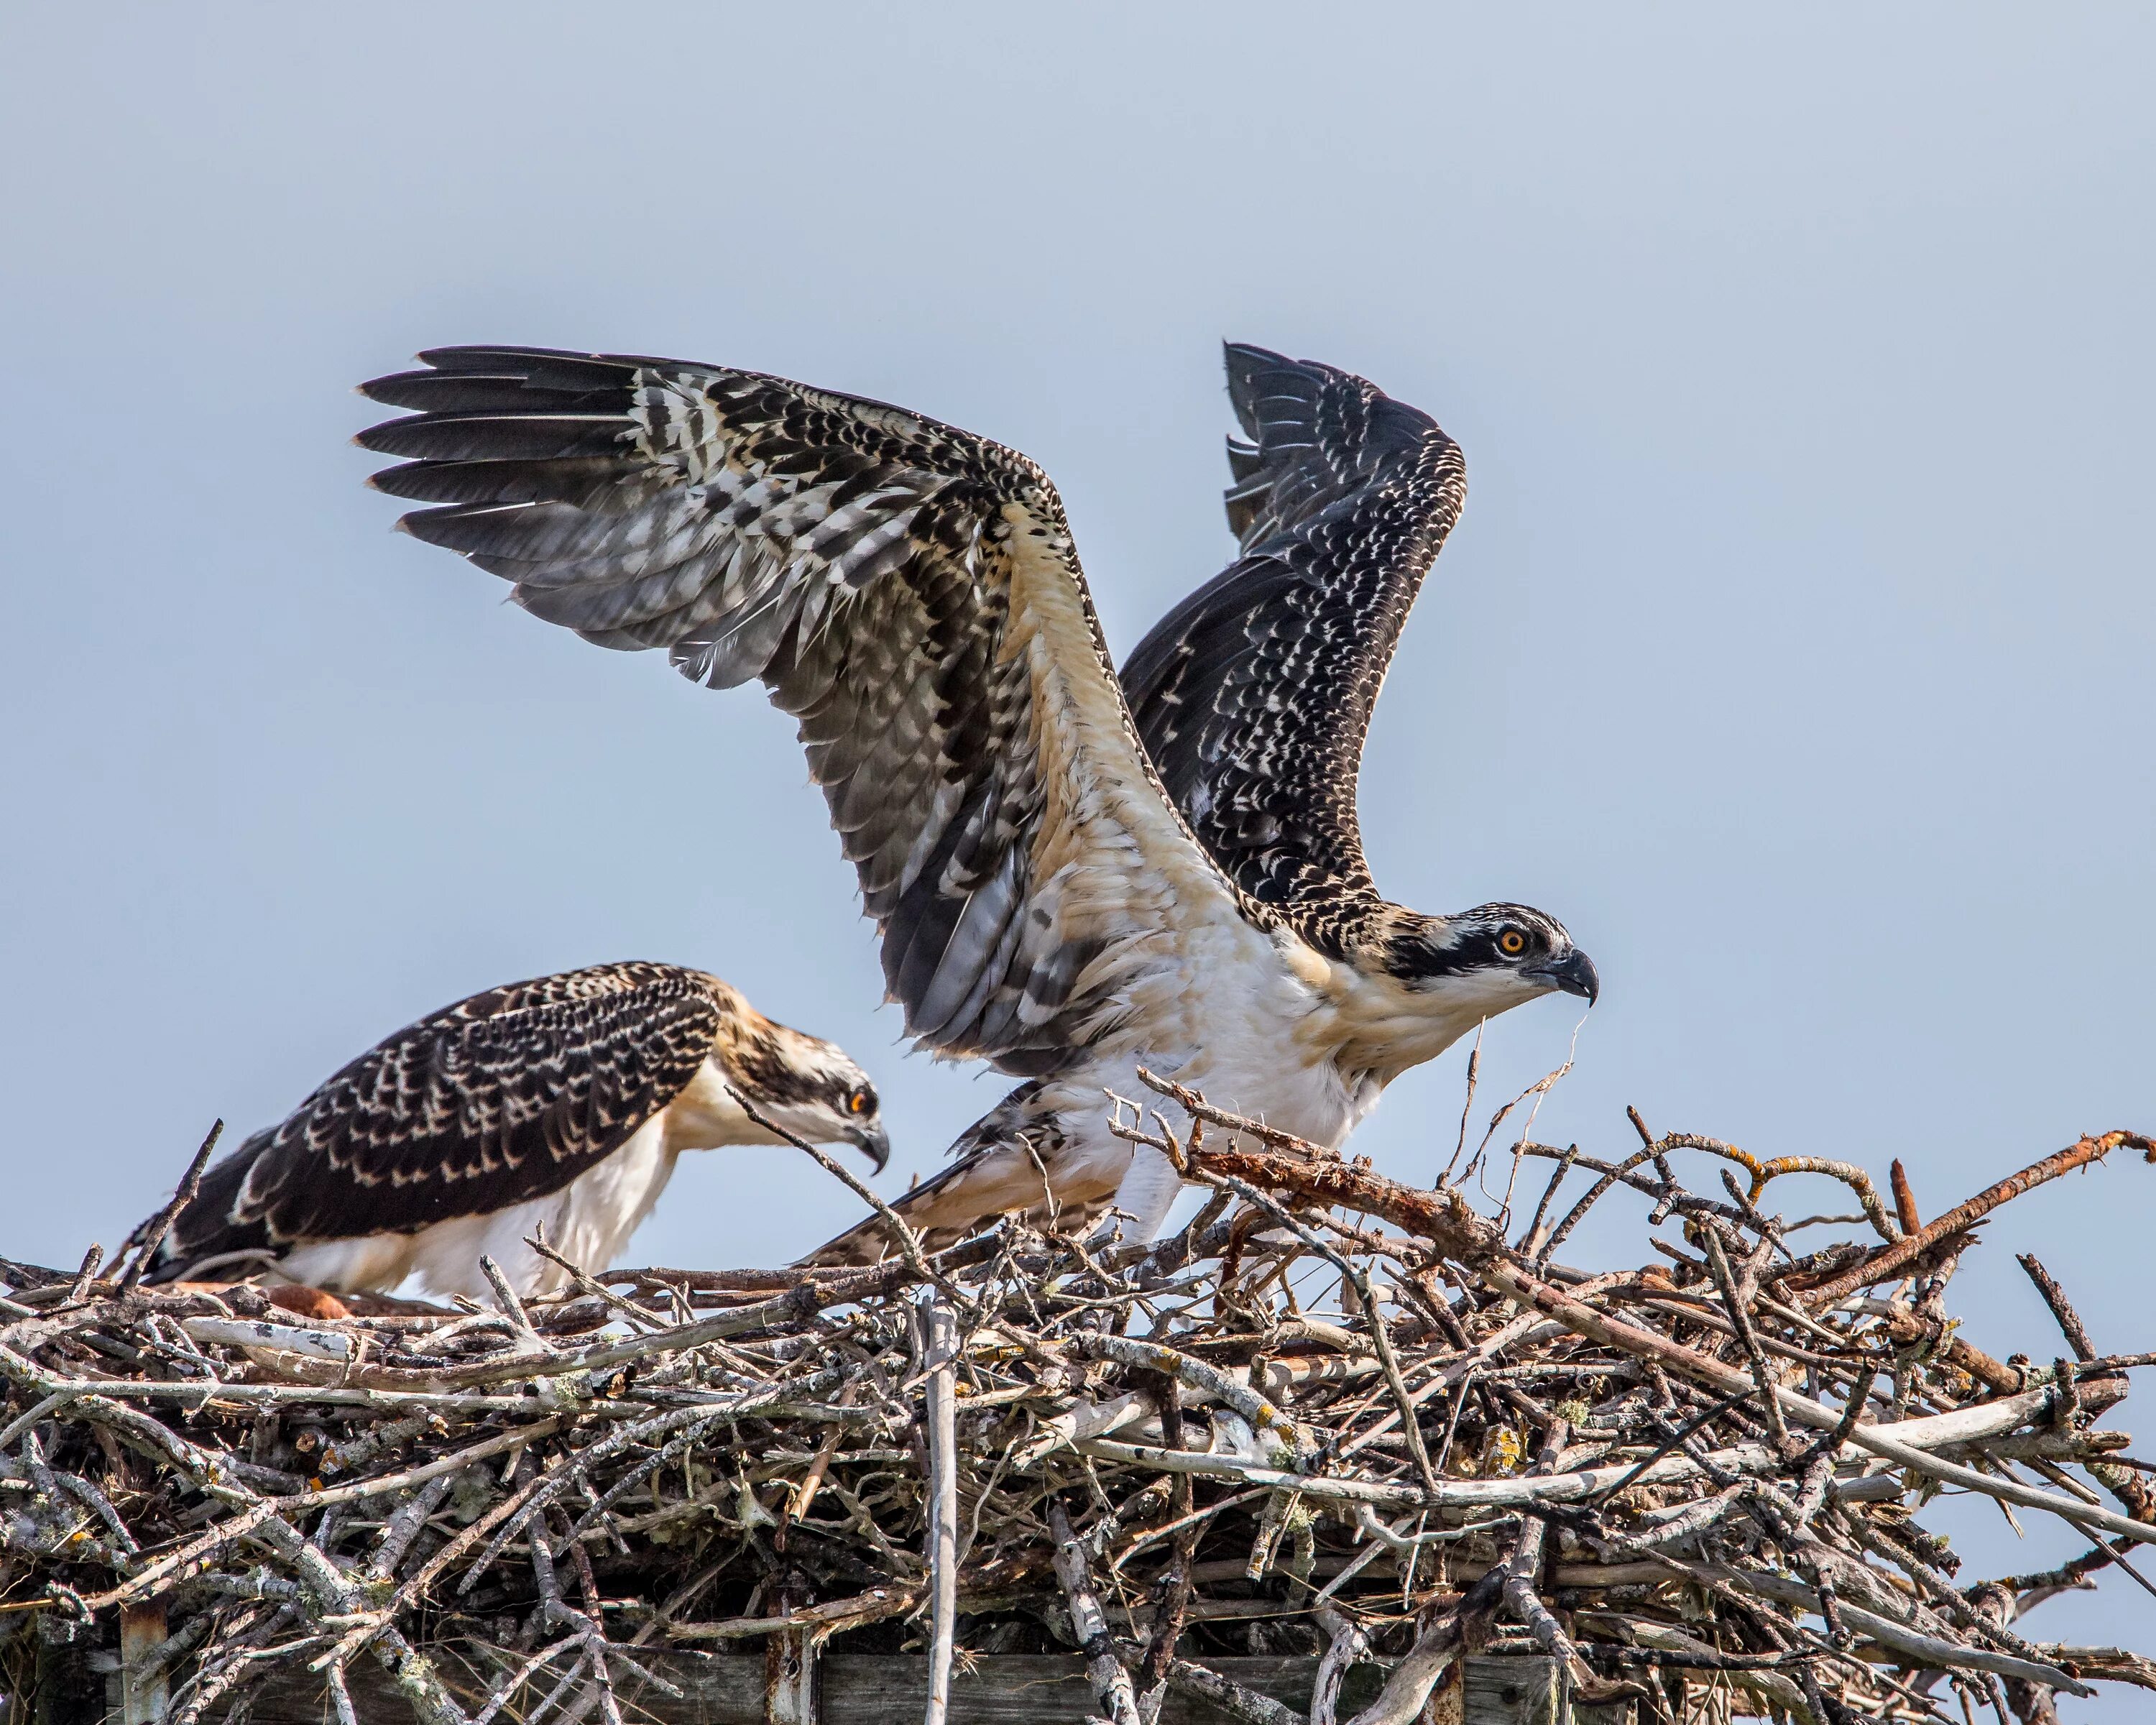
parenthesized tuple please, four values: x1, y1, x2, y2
(153, 963, 724, 1269)
(1121, 344, 1467, 956)
(359, 349, 1252, 1071)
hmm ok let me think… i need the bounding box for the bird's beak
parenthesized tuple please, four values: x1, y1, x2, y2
(849, 1120, 892, 1175)
(1530, 949, 1600, 1005)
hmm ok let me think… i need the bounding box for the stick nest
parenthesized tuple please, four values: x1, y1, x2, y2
(4, 1077, 2154, 1725)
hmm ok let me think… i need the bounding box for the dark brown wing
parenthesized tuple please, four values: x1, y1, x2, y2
(154, 963, 722, 1267)
(1120, 346, 1467, 957)
(359, 349, 1248, 1075)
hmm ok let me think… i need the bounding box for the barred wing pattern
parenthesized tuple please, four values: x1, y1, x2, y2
(359, 349, 1249, 1075)
(162, 964, 724, 1264)
(1120, 346, 1468, 958)
(808, 1080, 1067, 1264)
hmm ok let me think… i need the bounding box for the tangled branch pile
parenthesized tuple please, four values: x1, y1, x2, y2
(3, 1077, 2154, 1725)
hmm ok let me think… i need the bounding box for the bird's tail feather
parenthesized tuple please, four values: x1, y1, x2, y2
(796, 1141, 1116, 1269)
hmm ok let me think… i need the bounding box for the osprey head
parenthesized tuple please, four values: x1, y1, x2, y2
(720, 1019, 890, 1172)
(1384, 903, 1599, 1013)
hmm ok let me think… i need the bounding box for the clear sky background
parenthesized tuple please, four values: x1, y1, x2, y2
(2, 4, 2150, 1684)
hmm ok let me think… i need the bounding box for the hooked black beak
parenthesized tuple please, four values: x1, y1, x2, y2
(1531, 949, 1600, 1006)
(849, 1120, 891, 1175)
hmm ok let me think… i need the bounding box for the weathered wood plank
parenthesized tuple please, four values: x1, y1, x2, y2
(226, 1650, 1626, 1724)
(118, 1601, 170, 1725)
(1462, 1656, 1562, 1725)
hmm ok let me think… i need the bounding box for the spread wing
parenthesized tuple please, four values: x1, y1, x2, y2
(359, 348, 1252, 1075)
(156, 964, 723, 1266)
(1120, 345, 1467, 957)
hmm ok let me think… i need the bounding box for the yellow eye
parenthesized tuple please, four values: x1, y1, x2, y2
(849, 1090, 870, 1115)
(1498, 929, 1527, 957)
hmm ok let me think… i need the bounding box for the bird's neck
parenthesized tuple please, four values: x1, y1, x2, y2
(664, 1060, 771, 1152)
(1323, 993, 1488, 1090)
(1281, 932, 1489, 1089)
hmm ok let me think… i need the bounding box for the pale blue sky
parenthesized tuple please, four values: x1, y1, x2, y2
(2, 4, 2150, 1679)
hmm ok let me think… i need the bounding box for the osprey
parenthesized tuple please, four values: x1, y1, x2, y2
(354, 344, 1596, 1264)
(142, 963, 888, 1297)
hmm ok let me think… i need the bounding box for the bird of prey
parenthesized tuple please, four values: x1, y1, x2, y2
(142, 963, 888, 1297)
(354, 343, 1597, 1265)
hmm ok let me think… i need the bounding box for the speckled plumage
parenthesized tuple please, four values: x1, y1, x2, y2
(361, 350, 1258, 1079)
(1122, 345, 1468, 959)
(356, 344, 1595, 1267)
(144, 963, 885, 1294)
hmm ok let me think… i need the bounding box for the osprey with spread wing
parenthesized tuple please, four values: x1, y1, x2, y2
(356, 344, 1597, 1263)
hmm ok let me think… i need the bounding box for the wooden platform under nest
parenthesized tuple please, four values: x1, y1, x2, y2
(33, 1646, 1627, 1724)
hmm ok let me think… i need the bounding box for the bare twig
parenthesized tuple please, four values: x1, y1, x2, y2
(1049, 1496, 1141, 1725)
(919, 1291, 960, 1725)
(119, 1120, 224, 1287)
(1801, 1132, 2153, 1304)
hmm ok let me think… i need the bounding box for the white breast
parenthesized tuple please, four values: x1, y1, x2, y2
(1060, 923, 1483, 1247)
(275, 1113, 683, 1300)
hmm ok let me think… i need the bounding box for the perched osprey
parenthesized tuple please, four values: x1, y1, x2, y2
(142, 963, 888, 1297)
(354, 344, 1596, 1265)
